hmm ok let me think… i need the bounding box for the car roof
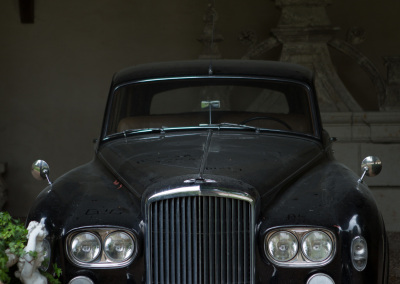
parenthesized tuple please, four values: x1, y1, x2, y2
(111, 59, 314, 87)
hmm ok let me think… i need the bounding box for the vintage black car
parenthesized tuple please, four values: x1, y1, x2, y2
(28, 60, 388, 284)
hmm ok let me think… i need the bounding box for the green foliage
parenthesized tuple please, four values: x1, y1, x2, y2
(0, 212, 62, 284)
(41, 264, 62, 284)
(28, 250, 38, 259)
(53, 264, 62, 279)
(0, 212, 28, 283)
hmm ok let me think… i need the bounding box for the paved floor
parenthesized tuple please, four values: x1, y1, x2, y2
(389, 232, 400, 283)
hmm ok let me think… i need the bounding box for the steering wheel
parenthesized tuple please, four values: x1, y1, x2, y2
(240, 116, 292, 130)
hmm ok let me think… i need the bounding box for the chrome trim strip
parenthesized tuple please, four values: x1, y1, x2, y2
(147, 186, 255, 204)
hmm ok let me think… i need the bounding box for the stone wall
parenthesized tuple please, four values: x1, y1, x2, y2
(323, 112, 400, 231)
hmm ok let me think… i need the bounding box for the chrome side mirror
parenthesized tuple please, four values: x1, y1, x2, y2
(31, 160, 52, 185)
(358, 156, 382, 183)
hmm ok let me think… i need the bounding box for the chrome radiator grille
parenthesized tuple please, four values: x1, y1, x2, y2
(146, 194, 255, 284)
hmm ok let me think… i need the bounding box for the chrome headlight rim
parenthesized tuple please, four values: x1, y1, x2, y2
(66, 227, 138, 268)
(263, 227, 336, 267)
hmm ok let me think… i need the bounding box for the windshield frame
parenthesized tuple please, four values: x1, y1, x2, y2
(100, 75, 322, 142)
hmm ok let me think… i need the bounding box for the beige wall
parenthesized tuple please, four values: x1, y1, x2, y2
(1, 0, 399, 218)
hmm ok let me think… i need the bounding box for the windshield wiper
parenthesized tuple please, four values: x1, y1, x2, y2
(107, 124, 263, 141)
(105, 128, 164, 140)
(214, 123, 261, 132)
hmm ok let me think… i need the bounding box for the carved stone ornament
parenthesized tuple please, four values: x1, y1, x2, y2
(272, 0, 363, 112)
(383, 56, 400, 111)
(240, 0, 399, 112)
(198, 3, 224, 59)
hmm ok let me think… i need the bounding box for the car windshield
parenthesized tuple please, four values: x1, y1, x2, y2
(105, 77, 315, 136)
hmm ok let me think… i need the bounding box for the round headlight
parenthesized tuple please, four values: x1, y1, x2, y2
(302, 231, 332, 262)
(104, 231, 135, 262)
(266, 231, 298, 262)
(71, 232, 101, 263)
(351, 236, 368, 271)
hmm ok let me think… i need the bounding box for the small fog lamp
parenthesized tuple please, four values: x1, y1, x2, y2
(307, 273, 335, 284)
(68, 276, 94, 284)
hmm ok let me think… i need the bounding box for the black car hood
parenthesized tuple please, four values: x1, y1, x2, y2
(98, 130, 324, 198)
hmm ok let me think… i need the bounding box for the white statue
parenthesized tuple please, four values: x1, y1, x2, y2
(5, 248, 18, 268)
(15, 221, 48, 284)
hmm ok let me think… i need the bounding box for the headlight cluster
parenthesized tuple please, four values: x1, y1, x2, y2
(67, 228, 138, 268)
(264, 228, 335, 267)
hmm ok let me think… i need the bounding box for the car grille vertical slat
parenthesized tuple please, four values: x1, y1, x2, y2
(154, 202, 159, 284)
(192, 197, 198, 284)
(164, 200, 169, 283)
(232, 198, 237, 283)
(216, 197, 222, 283)
(226, 198, 232, 283)
(239, 201, 244, 281)
(148, 194, 254, 284)
(181, 198, 187, 283)
(243, 202, 251, 279)
(219, 198, 226, 284)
